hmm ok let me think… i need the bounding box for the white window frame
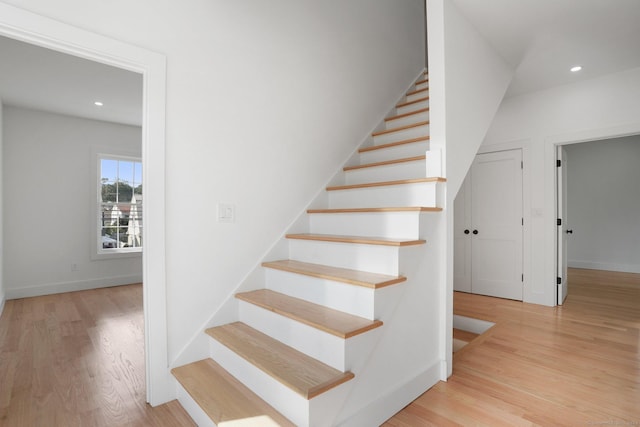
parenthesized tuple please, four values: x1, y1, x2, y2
(93, 151, 143, 259)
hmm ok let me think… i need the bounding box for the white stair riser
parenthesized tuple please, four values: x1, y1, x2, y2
(238, 301, 347, 371)
(359, 141, 429, 164)
(345, 160, 425, 185)
(396, 98, 429, 115)
(385, 110, 429, 129)
(288, 239, 401, 276)
(309, 211, 423, 240)
(265, 268, 377, 319)
(176, 384, 216, 427)
(415, 81, 428, 91)
(373, 124, 429, 146)
(405, 90, 429, 103)
(327, 181, 443, 209)
(208, 337, 310, 426)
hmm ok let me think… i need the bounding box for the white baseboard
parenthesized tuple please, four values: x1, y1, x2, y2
(568, 260, 640, 274)
(337, 360, 441, 427)
(5, 275, 143, 299)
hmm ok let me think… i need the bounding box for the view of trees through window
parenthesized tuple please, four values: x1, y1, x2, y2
(100, 157, 143, 251)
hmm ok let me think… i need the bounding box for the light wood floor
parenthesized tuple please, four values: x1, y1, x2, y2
(385, 268, 640, 426)
(0, 284, 195, 427)
(2, 269, 638, 426)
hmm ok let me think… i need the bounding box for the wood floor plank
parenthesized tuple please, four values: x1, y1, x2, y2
(236, 289, 383, 338)
(383, 268, 640, 425)
(262, 259, 406, 289)
(206, 322, 354, 399)
(0, 284, 196, 427)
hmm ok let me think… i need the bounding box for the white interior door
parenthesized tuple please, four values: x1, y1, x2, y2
(454, 175, 472, 292)
(470, 150, 523, 300)
(556, 146, 569, 305)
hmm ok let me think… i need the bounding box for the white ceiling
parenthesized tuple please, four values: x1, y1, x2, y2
(2, 2, 640, 122)
(0, 35, 142, 126)
(453, 0, 640, 97)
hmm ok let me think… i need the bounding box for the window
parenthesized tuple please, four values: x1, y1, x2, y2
(98, 155, 142, 254)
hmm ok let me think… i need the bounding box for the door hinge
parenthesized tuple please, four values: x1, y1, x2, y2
(522, 217, 524, 226)
(557, 218, 562, 226)
(557, 277, 562, 285)
(521, 161, 523, 169)
(557, 159, 562, 167)
(522, 274, 524, 282)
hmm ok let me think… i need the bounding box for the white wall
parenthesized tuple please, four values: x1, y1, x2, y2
(565, 136, 640, 273)
(0, 0, 427, 370)
(0, 99, 4, 315)
(3, 106, 142, 298)
(483, 66, 640, 305)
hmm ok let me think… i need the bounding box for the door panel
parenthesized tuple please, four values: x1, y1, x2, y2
(470, 150, 523, 300)
(557, 146, 569, 304)
(454, 175, 472, 292)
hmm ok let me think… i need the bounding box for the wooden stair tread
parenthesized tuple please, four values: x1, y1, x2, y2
(206, 322, 354, 399)
(406, 87, 429, 97)
(344, 155, 426, 171)
(415, 78, 429, 85)
(171, 359, 295, 426)
(236, 289, 383, 338)
(358, 136, 430, 153)
(307, 206, 442, 214)
(372, 120, 429, 137)
(384, 107, 429, 123)
(285, 233, 425, 247)
(262, 259, 406, 289)
(326, 177, 446, 191)
(396, 96, 429, 108)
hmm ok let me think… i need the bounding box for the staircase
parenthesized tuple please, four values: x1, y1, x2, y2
(171, 70, 446, 426)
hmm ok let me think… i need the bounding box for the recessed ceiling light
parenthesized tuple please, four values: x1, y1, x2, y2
(570, 66, 582, 72)
(94, 101, 104, 107)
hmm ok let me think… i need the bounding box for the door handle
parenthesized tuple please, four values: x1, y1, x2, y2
(566, 229, 573, 234)
(464, 229, 470, 235)
(472, 230, 479, 235)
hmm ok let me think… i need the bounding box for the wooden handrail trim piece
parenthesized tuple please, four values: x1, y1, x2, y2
(306, 207, 442, 214)
(344, 155, 426, 171)
(235, 289, 383, 338)
(262, 259, 407, 289)
(206, 322, 354, 399)
(358, 136, 430, 153)
(384, 108, 430, 123)
(326, 177, 446, 191)
(372, 121, 429, 137)
(285, 233, 426, 247)
(396, 96, 429, 109)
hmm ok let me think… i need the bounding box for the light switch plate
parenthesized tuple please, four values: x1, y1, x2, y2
(217, 203, 235, 222)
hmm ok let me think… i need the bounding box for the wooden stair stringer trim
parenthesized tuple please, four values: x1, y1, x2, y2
(171, 359, 295, 426)
(326, 177, 446, 192)
(206, 322, 355, 399)
(236, 289, 383, 338)
(285, 233, 426, 247)
(344, 155, 426, 171)
(262, 259, 406, 289)
(358, 136, 430, 154)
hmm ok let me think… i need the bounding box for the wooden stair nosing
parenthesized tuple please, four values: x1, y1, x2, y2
(384, 107, 429, 123)
(372, 120, 429, 137)
(406, 87, 429, 97)
(326, 177, 446, 192)
(261, 259, 406, 289)
(358, 136, 430, 153)
(306, 206, 442, 214)
(236, 289, 383, 338)
(285, 233, 426, 247)
(171, 359, 295, 426)
(343, 155, 426, 172)
(206, 322, 354, 399)
(415, 78, 429, 86)
(396, 96, 429, 109)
